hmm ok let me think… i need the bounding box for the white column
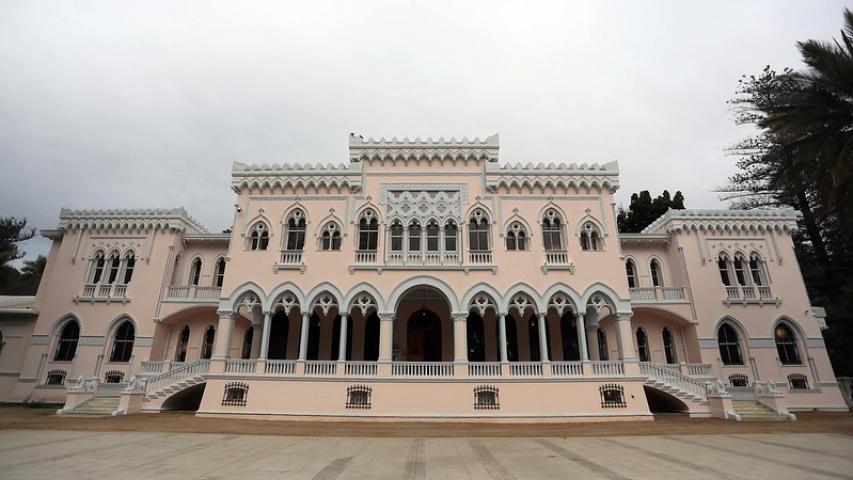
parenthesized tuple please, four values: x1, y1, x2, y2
(615, 312, 636, 360)
(338, 313, 349, 361)
(498, 312, 508, 362)
(537, 312, 549, 362)
(453, 313, 468, 362)
(378, 313, 394, 361)
(298, 311, 310, 361)
(213, 311, 235, 359)
(576, 311, 588, 361)
(259, 310, 272, 360)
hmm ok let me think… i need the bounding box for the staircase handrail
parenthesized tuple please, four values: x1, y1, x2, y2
(640, 362, 708, 400)
(145, 359, 210, 393)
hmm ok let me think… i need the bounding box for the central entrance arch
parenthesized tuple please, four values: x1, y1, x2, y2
(394, 286, 453, 362)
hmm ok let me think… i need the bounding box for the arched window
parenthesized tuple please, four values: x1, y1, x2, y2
(505, 222, 527, 251)
(320, 222, 342, 251)
(733, 253, 748, 285)
(625, 259, 637, 288)
(426, 220, 440, 252)
(649, 259, 663, 287)
(468, 209, 490, 252)
(109, 320, 135, 362)
(541, 209, 564, 251)
(636, 328, 650, 362)
(106, 251, 121, 284)
(214, 257, 226, 287)
(775, 323, 802, 365)
(175, 326, 190, 362)
(597, 328, 608, 361)
(717, 253, 732, 286)
(389, 221, 404, 252)
(54, 320, 80, 361)
(285, 210, 306, 251)
(717, 323, 743, 365)
(104, 370, 124, 383)
(249, 222, 270, 251)
(662, 327, 676, 364)
(241, 327, 253, 359)
(749, 252, 766, 286)
(357, 209, 379, 251)
(580, 222, 602, 251)
(444, 221, 458, 253)
(200, 326, 215, 360)
(408, 220, 422, 253)
(189, 258, 202, 286)
(89, 250, 106, 283)
(120, 251, 136, 285)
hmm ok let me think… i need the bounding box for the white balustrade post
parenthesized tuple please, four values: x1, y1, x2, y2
(298, 311, 310, 361)
(575, 311, 588, 361)
(259, 310, 272, 360)
(338, 313, 349, 361)
(213, 310, 235, 359)
(537, 313, 549, 362)
(498, 312, 508, 362)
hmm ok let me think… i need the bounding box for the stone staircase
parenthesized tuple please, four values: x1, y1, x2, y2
(732, 400, 789, 421)
(640, 362, 709, 407)
(66, 397, 120, 416)
(144, 374, 205, 401)
(143, 359, 210, 402)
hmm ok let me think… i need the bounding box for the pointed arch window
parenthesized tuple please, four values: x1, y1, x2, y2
(636, 328, 650, 362)
(717, 323, 743, 365)
(468, 209, 490, 252)
(626, 259, 637, 288)
(733, 253, 748, 286)
(597, 328, 608, 361)
(775, 323, 802, 365)
(320, 222, 342, 251)
(444, 221, 458, 253)
(389, 221, 404, 252)
(54, 320, 80, 362)
(285, 210, 306, 251)
(718, 253, 732, 286)
(201, 326, 215, 360)
(249, 222, 270, 251)
(175, 326, 190, 362)
(214, 257, 226, 287)
(122, 251, 136, 284)
(106, 251, 121, 284)
(189, 258, 202, 286)
(580, 222, 602, 251)
(109, 320, 135, 363)
(749, 252, 766, 286)
(408, 220, 422, 252)
(89, 250, 106, 283)
(357, 209, 379, 251)
(506, 222, 528, 251)
(426, 220, 440, 252)
(541, 209, 564, 251)
(650, 259, 663, 287)
(662, 327, 676, 364)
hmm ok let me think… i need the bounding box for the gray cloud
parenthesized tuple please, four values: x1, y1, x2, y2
(1, 0, 847, 262)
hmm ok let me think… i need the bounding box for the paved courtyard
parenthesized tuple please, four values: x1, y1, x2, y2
(0, 429, 851, 479)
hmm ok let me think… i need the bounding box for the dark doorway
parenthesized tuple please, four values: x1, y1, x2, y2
(467, 312, 486, 361)
(407, 308, 442, 361)
(500, 315, 519, 362)
(268, 311, 289, 360)
(331, 314, 351, 360)
(307, 313, 322, 360)
(560, 311, 579, 361)
(363, 313, 380, 361)
(528, 314, 541, 361)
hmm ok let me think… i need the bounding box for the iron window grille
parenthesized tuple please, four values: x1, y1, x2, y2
(474, 385, 500, 410)
(346, 385, 372, 409)
(46, 369, 67, 385)
(600, 384, 626, 408)
(728, 374, 749, 387)
(787, 374, 809, 390)
(222, 382, 249, 406)
(104, 370, 125, 383)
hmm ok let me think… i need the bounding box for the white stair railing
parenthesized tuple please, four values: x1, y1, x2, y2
(640, 362, 707, 400)
(145, 359, 210, 394)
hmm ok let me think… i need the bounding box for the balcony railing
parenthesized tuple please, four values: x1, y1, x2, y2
(545, 250, 569, 265)
(509, 362, 542, 377)
(225, 359, 257, 374)
(163, 286, 222, 303)
(723, 285, 778, 305)
(279, 250, 303, 265)
(468, 362, 502, 377)
(76, 284, 129, 302)
(265, 360, 296, 375)
(354, 250, 377, 264)
(469, 251, 492, 264)
(304, 361, 337, 376)
(551, 361, 583, 377)
(344, 361, 377, 376)
(392, 362, 454, 377)
(591, 360, 625, 377)
(629, 287, 687, 303)
(383, 251, 467, 267)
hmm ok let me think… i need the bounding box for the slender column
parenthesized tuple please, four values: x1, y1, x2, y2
(259, 310, 272, 360)
(378, 313, 395, 361)
(453, 313, 468, 362)
(298, 311, 310, 361)
(498, 312, 508, 362)
(250, 323, 262, 359)
(615, 312, 636, 360)
(586, 325, 599, 361)
(338, 313, 349, 361)
(575, 311, 588, 361)
(537, 312, 549, 362)
(213, 310, 235, 359)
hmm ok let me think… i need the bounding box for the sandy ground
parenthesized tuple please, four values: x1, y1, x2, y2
(1, 406, 852, 437)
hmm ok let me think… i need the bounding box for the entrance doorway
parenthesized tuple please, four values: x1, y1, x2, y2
(407, 308, 442, 361)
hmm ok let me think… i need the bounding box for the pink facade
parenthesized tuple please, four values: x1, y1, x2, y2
(1, 134, 847, 420)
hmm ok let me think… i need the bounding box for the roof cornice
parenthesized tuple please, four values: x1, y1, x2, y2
(641, 208, 801, 235)
(57, 208, 208, 233)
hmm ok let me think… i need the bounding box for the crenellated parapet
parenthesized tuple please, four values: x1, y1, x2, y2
(485, 160, 619, 194)
(52, 208, 208, 235)
(348, 133, 500, 166)
(641, 208, 800, 235)
(231, 161, 362, 194)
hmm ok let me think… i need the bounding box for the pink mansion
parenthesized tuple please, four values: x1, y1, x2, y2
(0, 134, 847, 420)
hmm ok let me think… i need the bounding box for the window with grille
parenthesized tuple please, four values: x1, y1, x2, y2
(600, 384, 626, 408)
(346, 385, 372, 409)
(46, 369, 67, 385)
(728, 374, 749, 387)
(222, 382, 249, 406)
(110, 321, 135, 362)
(787, 374, 809, 390)
(104, 370, 124, 383)
(474, 385, 500, 410)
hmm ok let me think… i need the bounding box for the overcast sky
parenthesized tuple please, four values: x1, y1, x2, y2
(1, 1, 848, 263)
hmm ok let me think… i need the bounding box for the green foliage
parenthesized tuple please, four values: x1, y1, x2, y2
(721, 9, 853, 375)
(617, 190, 685, 233)
(0, 217, 34, 268)
(0, 218, 41, 295)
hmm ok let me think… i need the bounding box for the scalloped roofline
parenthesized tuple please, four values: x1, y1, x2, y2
(641, 207, 801, 234)
(232, 161, 356, 174)
(488, 160, 619, 174)
(58, 207, 208, 233)
(349, 133, 499, 148)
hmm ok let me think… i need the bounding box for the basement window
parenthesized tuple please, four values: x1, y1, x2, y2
(728, 374, 749, 387)
(474, 385, 500, 410)
(222, 382, 249, 406)
(46, 369, 67, 385)
(346, 385, 372, 409)
(787, 374, 809, 390)
(600, 384, 626, 408)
